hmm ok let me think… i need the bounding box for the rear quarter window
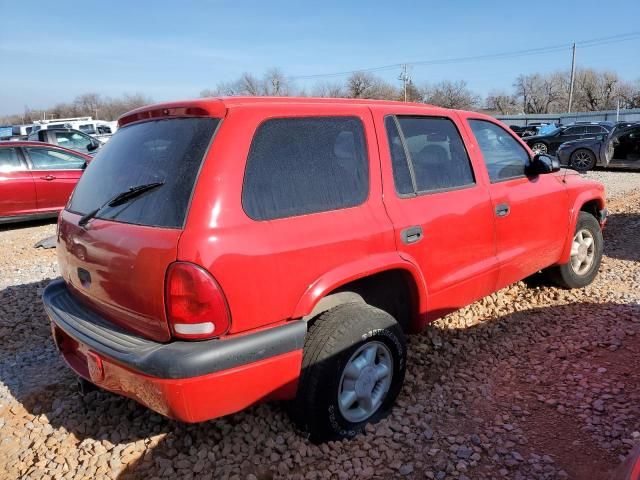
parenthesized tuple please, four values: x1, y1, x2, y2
(68, 117, 218, 228)
(242, 116, 369, 221)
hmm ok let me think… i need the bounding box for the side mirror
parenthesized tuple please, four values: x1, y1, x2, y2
(526, 153, 560, 176)
(87, 141, 99, 152)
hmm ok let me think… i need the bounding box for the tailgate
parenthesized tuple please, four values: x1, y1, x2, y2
(57, 210, 180, 342)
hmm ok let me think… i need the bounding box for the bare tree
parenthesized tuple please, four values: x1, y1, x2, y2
(423, 80, 480, 110)
(263, 68, 291, 96)
(346, 72, 376, 98)
(513, 73, 564, 114)
(572, 69, 625, 111)
(201, 68, 293, 97)
(345, 72, 398, 100)
(485, 90, 519, 114)
(311, 81, 346, 98)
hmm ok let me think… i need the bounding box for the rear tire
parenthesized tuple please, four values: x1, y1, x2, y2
(290, 303, 406, 442)
(547, 212, 603, 288)
(570, 148, 597, 172)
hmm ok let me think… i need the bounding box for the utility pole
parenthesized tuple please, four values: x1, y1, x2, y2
(567, 43, 576, 113)
(399, 64, 412, 102)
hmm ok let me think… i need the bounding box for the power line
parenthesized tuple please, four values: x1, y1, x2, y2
(290, 31, 640, 80)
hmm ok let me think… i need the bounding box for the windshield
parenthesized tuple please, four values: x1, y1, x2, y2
(67, 117, 218, 228)
(546, 127, 562, 136)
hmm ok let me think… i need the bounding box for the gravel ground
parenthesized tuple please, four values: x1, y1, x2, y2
(0, 171, 639, 480)
(585, 169, 640, 200)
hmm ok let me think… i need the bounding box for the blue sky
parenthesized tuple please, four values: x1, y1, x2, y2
(1, 0, 639, 115)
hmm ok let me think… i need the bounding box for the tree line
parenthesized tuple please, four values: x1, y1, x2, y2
(201, 67, 640, 114)
(0, 93, 152, 125)
(2, 67, 639, 125)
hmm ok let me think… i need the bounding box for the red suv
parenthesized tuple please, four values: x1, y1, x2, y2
(0, 141, 90, 224)
(43, 98, 606, 441)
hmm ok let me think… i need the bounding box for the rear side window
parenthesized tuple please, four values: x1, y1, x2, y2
(242, 117, 369, 220)
(26, 148, 86, 170)
(586, 126, 606, 134)
(68, 117, 218, 228)
(468, 120, 530, 182)
(384, 117, 414, 195)
(0, 148, 23, 171)
(385, 116, 475, 194)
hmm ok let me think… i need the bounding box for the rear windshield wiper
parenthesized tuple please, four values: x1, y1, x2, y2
(78, 181, 165, 227)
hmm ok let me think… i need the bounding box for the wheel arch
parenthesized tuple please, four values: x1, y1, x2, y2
(558, 194, 605, 264)
(292, 253, 427, 334)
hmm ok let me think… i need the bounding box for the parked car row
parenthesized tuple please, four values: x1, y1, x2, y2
(556, 123, 640, 171)
(0, 116, 117, 143)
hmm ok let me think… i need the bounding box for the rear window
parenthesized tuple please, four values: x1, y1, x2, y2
(68, 117, 218, 228)
(242, 116, 369, 221)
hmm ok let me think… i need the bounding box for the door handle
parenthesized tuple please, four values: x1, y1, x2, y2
(40, 175, 56, 181)
(495, 203, 510, 217)
(401, 226, 423, 244)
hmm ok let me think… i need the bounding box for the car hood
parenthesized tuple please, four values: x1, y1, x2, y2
(524, 134, 547, 142)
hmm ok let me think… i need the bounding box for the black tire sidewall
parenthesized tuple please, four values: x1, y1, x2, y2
(325, 324, 405, 439)
(296, 305, 406, 442)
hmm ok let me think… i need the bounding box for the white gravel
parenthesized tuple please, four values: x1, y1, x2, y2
(0, 176, 639, 480)
(585, 170, 640, 200)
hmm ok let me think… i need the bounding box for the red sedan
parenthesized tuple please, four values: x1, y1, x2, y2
(0, 141, 91, 224)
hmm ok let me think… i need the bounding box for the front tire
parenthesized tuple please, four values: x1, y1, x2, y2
(530, 142, 548, 154)
(570, 148, 597, 172)
(291, 303, 406, 442)
(548, 212, 603, 288)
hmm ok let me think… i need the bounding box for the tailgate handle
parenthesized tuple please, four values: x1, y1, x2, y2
(41, 175, 56, 181)
(401, 226, 423, 245)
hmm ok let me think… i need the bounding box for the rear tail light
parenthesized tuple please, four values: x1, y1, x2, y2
(165, 262, 231, 340)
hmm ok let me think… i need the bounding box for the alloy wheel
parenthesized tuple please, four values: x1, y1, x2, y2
(572, 151, 593, 170)
(338, 341, 393, 423)
(570, 228, 596, 275)
(531, 142, 548, 154)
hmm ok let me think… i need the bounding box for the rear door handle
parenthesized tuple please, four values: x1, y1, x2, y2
(495, 203, 510, 217)
(401, 226, 423, 244)
(40, 175, 56, 181)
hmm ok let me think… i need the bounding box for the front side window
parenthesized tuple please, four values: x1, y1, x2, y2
(385, 116, 475, 194)
(242, 117, 369, 221)
(54, 131, 93, 151)
(468, 120, 530, 182)
(0, 148, 23, 172)
(26, 148, 86, 170)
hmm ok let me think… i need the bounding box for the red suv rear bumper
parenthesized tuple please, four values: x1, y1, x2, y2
(43, 280, 304, 422)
